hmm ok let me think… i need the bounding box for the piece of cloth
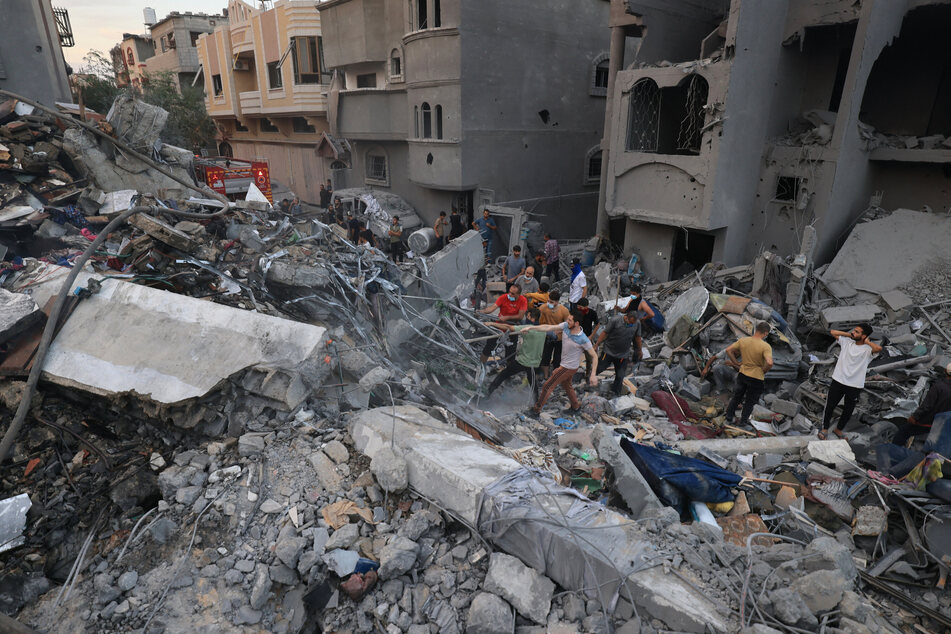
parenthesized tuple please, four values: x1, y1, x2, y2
(569, 270, 586, 303)
(822, 378, 861, 431)
(831, 336, 874, 388)
(534, 365, 580, 411)
(545, 238, 559, 265)
(733, 336, 773, 381)
(904, 453, 945, 490)
(650, 390, 717, 440)
(513, 327, 546, 368)
(514, 274, 538, 295)
(726, 373, 765, 426)
(494, 294, 527, 318)
(559, 323, 592, 370)
(487, 361, 537, 399)
(503, 255, 526, 280)
(597, 353, 630, 395)
(601, 314, 642, 359)
(911, 377, 951, 428)
(538, 302, 569, 325)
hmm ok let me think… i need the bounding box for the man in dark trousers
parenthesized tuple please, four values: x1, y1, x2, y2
(486, 308, 545, 400)
(388, 216, 405, 263)
(347, 212, 361, 244)
(477, 282, 527, 364)
(724, 321, 774, 427)
(319, 184, 331, 209)
(819, 323, 882, 439)
(595, 308, 643, 396)
(893, 363, 951, 445)
(528, 310, 598, 415)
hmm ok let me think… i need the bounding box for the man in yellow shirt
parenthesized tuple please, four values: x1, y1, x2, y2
(724, 321, 773, 426)
(524, 282, 550, 309)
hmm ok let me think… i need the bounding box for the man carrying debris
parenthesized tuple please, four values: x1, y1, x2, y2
(893, 362, 951, 446)
(388, 216, 405, 263)
(485, 307, 545, 399)
(819, 324, 882, 439)
(528, 310, 598, 415)
(569, 257, 587, 310)
(502, 245, 526, 285)
(595, 309, 643, 396)
(472, 209, 497, 262)
(724, 321, 774, 427)
(514, 265, 539, 295)
(477, 283, 527, 364)
(538, 289, 570, 379)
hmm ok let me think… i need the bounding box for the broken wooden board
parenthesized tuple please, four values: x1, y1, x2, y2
(128, 213, 198, 252)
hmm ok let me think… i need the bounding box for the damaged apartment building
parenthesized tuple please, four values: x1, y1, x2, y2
(597, 0, 951, 281)
(316, 0, 618, 235)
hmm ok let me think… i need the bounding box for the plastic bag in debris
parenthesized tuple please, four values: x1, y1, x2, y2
(477, 468, 655, 607)
(619, 439, 741, 516)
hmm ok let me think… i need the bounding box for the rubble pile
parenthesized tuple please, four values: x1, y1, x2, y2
(1, 89, 950, 634)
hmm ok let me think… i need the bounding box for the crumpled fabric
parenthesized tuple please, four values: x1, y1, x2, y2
(49, 204, 89, 229)
(903, 453, 945, 490)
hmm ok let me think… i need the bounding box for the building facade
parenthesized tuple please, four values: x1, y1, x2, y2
(317, 0, 613, 239)
(598, 0, 951, 281)
(197, 0, 334, 202)
(111, 34, 154, 90)
(0, 0, 72, 106)
(147, 11, 227, 92)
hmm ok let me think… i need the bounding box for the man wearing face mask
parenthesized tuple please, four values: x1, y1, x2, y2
(819, 323, 882, 439)
(478, 283, 527, 364)
(515, 265, 539, 295)
(538, 289, 570, 379)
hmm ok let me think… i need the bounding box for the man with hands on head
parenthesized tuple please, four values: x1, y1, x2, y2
(819, 323, 882, 439)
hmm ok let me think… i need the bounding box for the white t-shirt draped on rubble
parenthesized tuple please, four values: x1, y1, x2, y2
(831, 336, 874, 389)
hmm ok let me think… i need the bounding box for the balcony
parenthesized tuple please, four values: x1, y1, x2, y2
(317, 0, 387, 68)
(337, 90, 406, 140)
(239, 90, 262, 115)
(230, 22, 254, 55)
(407, 139, 466, 189)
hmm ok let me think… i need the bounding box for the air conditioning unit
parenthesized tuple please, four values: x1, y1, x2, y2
(233, 60, 249, 71)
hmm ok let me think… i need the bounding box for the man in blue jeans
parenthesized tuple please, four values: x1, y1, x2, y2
(472, 209, 497, 263)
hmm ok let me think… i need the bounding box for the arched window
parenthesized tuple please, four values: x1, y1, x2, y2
(414, 105, 419, 138)
(584, 146, 602, 185)
(390, 48, 403, 80)
(590, 53, 609, 96)
(218, 142, 233, 157)
(126, 47, 134, 67)
(676, 74, 709, 154)
(433, 0, 441, 27)
(626, 78, 660, 152)
(421, 102, 432, 139)
(435, 105, 443, 139)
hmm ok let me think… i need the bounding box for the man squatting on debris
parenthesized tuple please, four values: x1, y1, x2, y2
(819, 323, 882, 439)
(893, 362, 951, 446)
(724, 321, 773, 427)
(485, 307, 545, 400)
(528, 310, 598, 415)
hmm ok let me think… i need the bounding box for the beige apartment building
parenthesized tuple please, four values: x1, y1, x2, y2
(111, 34, 154, 90)
(197, 0, 335, 202)
(148, 11, 227, 92)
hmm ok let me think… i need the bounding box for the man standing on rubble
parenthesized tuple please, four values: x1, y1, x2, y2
(473, 209, 497, 263)
(449, 207, 465, 240)
(502, 245, 526, 285)
(347, 211, 361, 243)
(434, 211, 450, 249)
(569, 257, 587, 310)
(514, 265, 539, 295)
(319, 184, 331, 210)
(527, 310, 598, 415)
(538, 289, 570, 379)
(819, 323, 882, 439)
(485, 307, 545, 400)
(724, 321, 774, 427)
(388, 216, 405, 263)
(595, 309, 643, 396)
(893, 363, 951, 446)
(477, 283, 528, 364)
(544, 233, 560, 281)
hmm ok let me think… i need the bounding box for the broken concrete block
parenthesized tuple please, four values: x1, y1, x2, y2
(597, 431, 663, 519)
(820, 305, 880, 330)
(369, 446, 408, 493)
(852, 506, 887, 537)
(0, 289, 43, 346)
(237, 433, 266, 457)
(770, 398, 800, 418)
(465, 592, 514, 634)
(791, 570, 851, 614)
(129, 213, 199, 252)
(379, 535, 419, 580)
(802, 537, 857, 582)
(483, 553, 554, 624)
(418, 230, 484, 300)
(802, 440, 855, 472)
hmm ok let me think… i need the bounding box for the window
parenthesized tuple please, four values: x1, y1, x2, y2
(260, 118, 279, 133)
(291, 36, 320, 84)
(775, 176, 800, 202)
(317, 37, 331, 83)
(390, 49, 402, 79)
(585, 147, 602, 184)
(417, 0, 427, 29)
(590, 53, 610, 96)
(367, 153, 387, 183)
(626, 79, 660, 152)
(235, 119, 248, 132)
(126, 47, 134, 67)
(160, 36, 169, 53)
(435, 105, 443, 139)
(356, 73, 377, 88)
(421, 102, 432, 138)
(434, 0, 441, 27)
(212, 74, 223, 96)
(267, 61, 283, 89)
(190, 31, 202, 47)
(167, 32, 176, 49)
(676, 74, 708, 154)
(414, 106, 419, 137)
(293, 117, 315, 133)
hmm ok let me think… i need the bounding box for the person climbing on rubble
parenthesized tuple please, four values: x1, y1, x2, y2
(388, 215, 405, 263)
(485, 307, 544, 400)
(724, 321, 774, 427)
(502, 245, 526, 286)
(568, 257, 587, 310)
(595, 308, 643, 396)
(527, 310, 598, 416)
(289, 197, 302, 215)
(473, 208, 498, 263)
(538, 289, 570, 379)
(893, 362, 951, 446)
(544, 233, 560, 281)
(819, 323, 882, 440)
(514, 265, 539, 295)
(433, 211, 450, 249)
(477, 283, 527, 364)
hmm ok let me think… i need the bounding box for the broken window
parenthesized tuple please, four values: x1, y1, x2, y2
(356, 73, 377, 88)
(190, 31, 202, 47)
(367, 153, 388, 183)
(421, 102, 432, 138)
(212, 74, 223, 96)
(260, 118, 279, 133)
(126, 48, 134, 67)
(585, 148, 602, 184)
(291, 36, 320, 85)
(591, 53, 610, 96)
(267, 62, 283, 89)
(774, 176, 800, 202)
(676, 74, 708, 153)
(292, 117, 315, 133)
(435, 105, 443, 139)
(626, 78, 660, 152)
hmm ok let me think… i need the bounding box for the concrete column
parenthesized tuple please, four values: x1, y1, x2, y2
(595, 25, 627, 238)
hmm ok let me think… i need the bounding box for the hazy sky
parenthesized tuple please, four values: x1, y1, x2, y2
(60, 0, 229, 70)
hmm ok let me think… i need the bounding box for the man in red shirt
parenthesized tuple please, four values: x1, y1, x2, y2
(478, 283, 527, 364)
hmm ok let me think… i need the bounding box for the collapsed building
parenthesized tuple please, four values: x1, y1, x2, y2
(596, 0, 951, 280)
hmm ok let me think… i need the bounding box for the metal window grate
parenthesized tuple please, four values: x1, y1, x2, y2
(53, 8, 74, 47)
(367, 155, 387, 181)
(626, 79, 660, 152)
(676, 74, 709, 153)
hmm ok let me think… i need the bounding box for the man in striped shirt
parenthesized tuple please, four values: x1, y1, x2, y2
(526, 310, 597, 415)
(544, 233, 560, 281)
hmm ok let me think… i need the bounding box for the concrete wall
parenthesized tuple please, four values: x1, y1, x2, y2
(227, 137, 331, 203)
(0, 0, 70, 106)
(147, 13, 227, 84)
(626, 0, 730, 64)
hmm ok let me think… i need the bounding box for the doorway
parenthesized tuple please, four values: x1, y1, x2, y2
(670, 228, 715, 279)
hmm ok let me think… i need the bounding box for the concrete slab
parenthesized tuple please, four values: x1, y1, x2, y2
(676, 435, 821, 457)
(820, 305, 880, 330)
(597, 431, 663, 518)
(0, 289, 43, 345)
(41, 278, 326, 423)
(418, 230, 484, 299)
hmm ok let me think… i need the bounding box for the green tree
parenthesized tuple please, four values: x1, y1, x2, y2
(75, 50, 121, 114)
(140, 71, 216, 152)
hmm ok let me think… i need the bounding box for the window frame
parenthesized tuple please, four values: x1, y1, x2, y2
(212, 74, 223, 96)
(421, 102, 432, 139)
(290, 36, 321, 85)
(435, 104, 443, 139)
(267, 61, 283, 89)
(590, 52, 610, 97)
(584, 146, 602, 185)
(365, 151, 389, 186)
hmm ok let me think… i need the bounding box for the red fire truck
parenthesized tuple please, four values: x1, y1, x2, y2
(194, 157, 273, 203)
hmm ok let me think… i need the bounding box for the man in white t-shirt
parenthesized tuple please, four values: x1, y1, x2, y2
(526, 310, 597, 415)
(568, 257, 587, 310)
(820, 323, 882, 439)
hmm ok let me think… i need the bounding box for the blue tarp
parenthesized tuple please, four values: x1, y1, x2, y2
(619, 438, 741, 515)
